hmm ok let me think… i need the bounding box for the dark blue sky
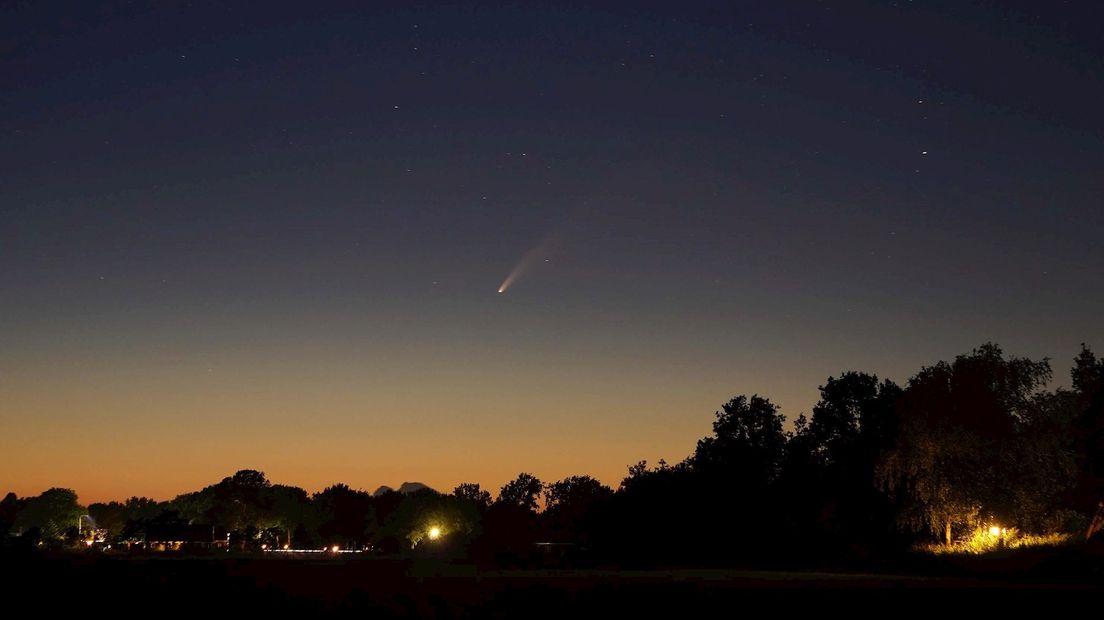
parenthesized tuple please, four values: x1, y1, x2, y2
(2, 1, 1102, 500)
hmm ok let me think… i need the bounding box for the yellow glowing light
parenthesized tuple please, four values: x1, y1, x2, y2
(428, 526, 441, 540)
(331, 545, 340, 552)
(261, 544, 267, 550)
(283, 544, 289, 550)
(988, 526, 1001, 536)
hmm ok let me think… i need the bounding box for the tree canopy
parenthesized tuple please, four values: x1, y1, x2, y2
(6, 342, 1103, 560)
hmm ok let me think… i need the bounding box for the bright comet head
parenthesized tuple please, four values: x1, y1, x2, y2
(497, 234, 558, 294)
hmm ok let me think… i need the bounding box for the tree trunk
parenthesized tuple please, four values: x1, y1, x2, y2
(944, 522, 952, 546)
(1087, 501, 1104, 541)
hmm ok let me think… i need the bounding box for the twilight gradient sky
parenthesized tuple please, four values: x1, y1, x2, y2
(2, 2, 1102, 503)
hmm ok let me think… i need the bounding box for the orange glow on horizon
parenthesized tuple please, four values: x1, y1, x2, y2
(0, 334, 825, 504)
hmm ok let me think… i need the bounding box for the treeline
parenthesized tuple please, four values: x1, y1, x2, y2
(3, 342, 1103, 564)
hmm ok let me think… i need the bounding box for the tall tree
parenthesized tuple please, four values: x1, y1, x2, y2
(13, 488, 83, 540)
(692, 394, 786, 485)
(452, 483, 492, 510)
(781, 373, 903, 550)
(1072, 346, 1104, 509)
(378, 489, 480, 551)
(495, 473, 543, 512)
(803, 373, 902, 468)
(543, 475, 613, 544)
(208, 469, 276, 533)
(313, 483, 374, 548)
(267, 485, 311, 548)
(478, 473, 545, 556)
(877, 343, 1064, 544)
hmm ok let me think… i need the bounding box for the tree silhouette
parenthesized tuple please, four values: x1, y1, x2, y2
(452, 483, 492, 510)
(692, 394, 786, 485)
(208, 469, 276, 534)
(1071, 344, 1104, 529)
(9, 341, 1103, 562)
(801, 373, 902, 467)
(495, 473, 543, 512)
(605, 459, 698, 564)
(0, 492, 24, 538)
(313, 483, 374, 548)
(543, 475, 613, 544)
(475, 473, 545, 562)
(877, 343, 1063, 543)
(13, 488, 83, 540)
(267, 485, 311, 548)
(88, 497, 163, 539)
(379, 489, 480, 552)
(544, 476, 612, 512)
(780, 373, 903, 553)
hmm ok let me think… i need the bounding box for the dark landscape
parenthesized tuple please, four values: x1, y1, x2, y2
(3, 1, 1103, 615)
(9, 551, 1104, 616)
(5, 341, 1104, 613)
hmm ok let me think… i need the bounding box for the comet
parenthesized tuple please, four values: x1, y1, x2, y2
(497, 236, 557, 294)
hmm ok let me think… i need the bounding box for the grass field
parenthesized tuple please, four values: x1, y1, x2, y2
(6, 550, 1103, 617)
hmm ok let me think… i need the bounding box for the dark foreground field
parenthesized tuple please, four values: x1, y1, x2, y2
(6, 550, 1103, 617)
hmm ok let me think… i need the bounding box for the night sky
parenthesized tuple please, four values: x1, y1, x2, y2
(3, 2, 1102, 502)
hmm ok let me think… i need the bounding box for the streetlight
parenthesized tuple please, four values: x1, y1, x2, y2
(427, 526, 441, 541)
